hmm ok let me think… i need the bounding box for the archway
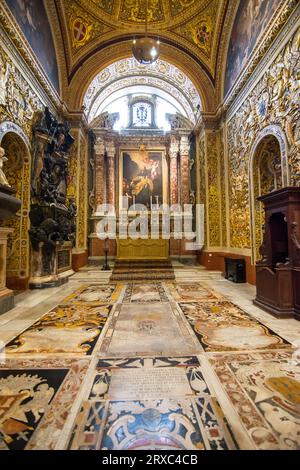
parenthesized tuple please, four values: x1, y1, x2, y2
(0, 128, 31, 290)
(249, 134, 284, 263)
(83, 57, 202, 128)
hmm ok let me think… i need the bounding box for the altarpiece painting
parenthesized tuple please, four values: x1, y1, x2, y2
(120, 148, 165, 211)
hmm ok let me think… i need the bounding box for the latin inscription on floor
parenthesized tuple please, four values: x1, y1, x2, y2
(108, 367, 192, 399)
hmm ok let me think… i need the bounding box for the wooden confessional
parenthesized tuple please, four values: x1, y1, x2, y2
(254, 187, 300, 320)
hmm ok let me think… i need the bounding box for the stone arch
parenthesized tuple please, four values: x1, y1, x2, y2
(67, 42, 216, 113)
(249, 125, 289, 263)
(0, 123, 31, 289)
(0, 121, 31, 151)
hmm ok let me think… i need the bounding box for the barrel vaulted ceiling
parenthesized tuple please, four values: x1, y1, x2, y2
(47, 0, 234, 111)
(1, 0, 295, 115)
(55, 0, 229, 78)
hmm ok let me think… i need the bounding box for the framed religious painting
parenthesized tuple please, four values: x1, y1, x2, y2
(119, 147, 167, 211)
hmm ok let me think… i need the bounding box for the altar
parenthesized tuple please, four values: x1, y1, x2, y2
(117, 238, 169, 260)
(88, 97, 194, 262)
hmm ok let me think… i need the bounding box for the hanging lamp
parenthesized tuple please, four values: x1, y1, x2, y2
(132, 0, 160, 65)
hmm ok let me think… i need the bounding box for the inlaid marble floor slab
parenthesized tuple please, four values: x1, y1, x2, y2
(207, 350, 300, 450)
(0, 265, 299, 451)
(100, 302, 201, 356)
(0, 358, 90, 450)
(179, 301, 289, 352)
(66, 356, 236, 451)
(5, 303, 112, 356)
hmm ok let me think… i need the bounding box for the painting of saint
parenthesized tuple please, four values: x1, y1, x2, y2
(122, 148, 163, 210)
(225, 0, 282, 96)
(5, 0, 59, 92)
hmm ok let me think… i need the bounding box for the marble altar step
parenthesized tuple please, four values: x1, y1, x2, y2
(110, 259, 175, 281)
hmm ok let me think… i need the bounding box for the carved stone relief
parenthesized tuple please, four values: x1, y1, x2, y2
(227, 27, 300, 250)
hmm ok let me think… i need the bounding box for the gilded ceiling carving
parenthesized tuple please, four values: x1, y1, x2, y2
(119, 0, 165, 23)
(90, 0, 114, 15)
(66, 0, 113, 50)
(170, 1, 197, 17)
(172, 0, 219, 56)
(56, 0, 229, 80)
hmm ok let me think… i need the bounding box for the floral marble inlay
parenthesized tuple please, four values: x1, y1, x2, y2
(180, 301, 289, 352)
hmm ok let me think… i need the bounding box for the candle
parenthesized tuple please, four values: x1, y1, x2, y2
(156, 196, 159, 210)
(150, 196, 153, 210)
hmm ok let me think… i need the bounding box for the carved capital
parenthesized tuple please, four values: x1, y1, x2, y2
(94, 138, 105, 155)
(180, 135, 190, 156)
(106, 142, 116, 158)
(168, 135, 178, 159)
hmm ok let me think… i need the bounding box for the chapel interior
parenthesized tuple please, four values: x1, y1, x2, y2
(0, 0, 299, 452)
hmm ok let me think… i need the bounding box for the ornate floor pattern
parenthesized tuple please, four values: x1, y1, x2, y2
(123, 283, 169, 303)
(0, 268, 299, 451)
(5, 303, 112, 356)
(0, 358, 90, 450)
(207, 350, 300, 450)
(180, 301, 289, 352)
(67, 356, 236, 450)
(100, 302, 201, 356)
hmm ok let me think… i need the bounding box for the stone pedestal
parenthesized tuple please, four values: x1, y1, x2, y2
(0, 227, 14, 315)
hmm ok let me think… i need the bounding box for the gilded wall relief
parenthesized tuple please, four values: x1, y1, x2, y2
(197, 134, 207, 246)
(0, 45, 40, 285)
(67, 129, 88, 251)
(67, 135, 78, 200)
(90, 0, 114, 15)
(227, 28, 300, 249)
(219, 128, 227, 247)
(0, 49, 43, 138)
(206, 130, 221, 247)
(77, 135, 88, 249)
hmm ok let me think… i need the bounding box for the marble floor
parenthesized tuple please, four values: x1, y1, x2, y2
(0, 263, 299, 450)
